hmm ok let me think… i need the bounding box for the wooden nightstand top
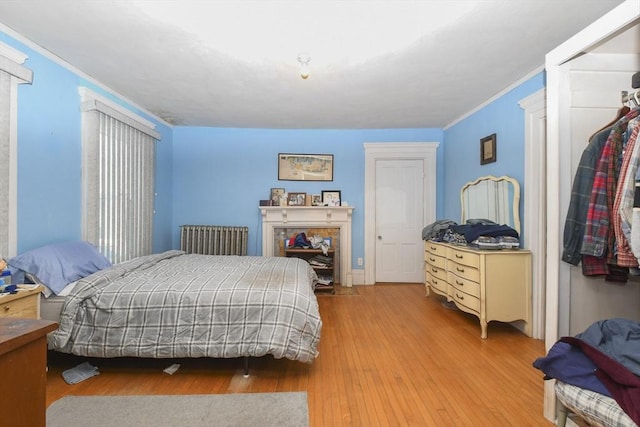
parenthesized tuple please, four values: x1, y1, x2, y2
(0, 317, 57, 357)
(0, 284, 44, 304)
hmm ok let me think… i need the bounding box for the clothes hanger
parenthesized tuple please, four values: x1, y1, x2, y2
(589, 104, 631, 141)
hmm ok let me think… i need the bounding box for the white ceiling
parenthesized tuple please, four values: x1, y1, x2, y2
(0, 0, 626, 128)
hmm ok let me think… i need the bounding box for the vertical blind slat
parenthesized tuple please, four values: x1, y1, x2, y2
(84, 110, 155, 264)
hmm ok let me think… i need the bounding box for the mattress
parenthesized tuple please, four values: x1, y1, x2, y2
(555, 381, 636, 427)
(41, 294, 66, 323)
(40, 280, 78, 323)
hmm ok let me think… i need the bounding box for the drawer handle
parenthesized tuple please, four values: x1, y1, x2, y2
(456, 280, 463, 286)
(455, 254, 463, 259)
(431, 268, 438, 273)
(3, 305, 9, 311)
(429, 257, 436, 262)
(430, 246, 437, 250)
(456, 267, 465, 273)
(456, 293, 464, 300)
(433, 279, 438, 285)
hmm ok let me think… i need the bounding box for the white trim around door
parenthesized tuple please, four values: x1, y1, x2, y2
(519, 88, 546, 340)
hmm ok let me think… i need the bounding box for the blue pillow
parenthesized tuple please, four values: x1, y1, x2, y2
(8, 241, 112, 295)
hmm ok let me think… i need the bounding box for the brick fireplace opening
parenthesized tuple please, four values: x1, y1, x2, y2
(260, 206, 354, 286)
(274, 226, 341, 283)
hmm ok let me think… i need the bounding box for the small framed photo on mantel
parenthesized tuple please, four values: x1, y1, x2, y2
(322, 190, 341, 207)
(287, 192, 307, 206)
(270, 188, 286, 206)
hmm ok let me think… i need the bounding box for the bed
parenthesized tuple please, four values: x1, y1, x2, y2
(8, 242, 322, 365)
(533, 318, 640, 427)
(555, 381, 636, 427)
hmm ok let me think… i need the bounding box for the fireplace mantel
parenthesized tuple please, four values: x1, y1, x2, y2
(260, 206, 354, 286)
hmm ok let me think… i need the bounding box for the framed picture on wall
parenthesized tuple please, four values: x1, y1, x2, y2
(480, 133, 497, 165)
(322, 190, 341, 206)
(278, 153, 334, 181)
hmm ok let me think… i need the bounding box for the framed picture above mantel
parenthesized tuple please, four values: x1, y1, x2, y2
(278, 153, 333, 181)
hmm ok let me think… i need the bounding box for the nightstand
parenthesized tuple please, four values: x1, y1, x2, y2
(0, 317, 58, 427)
(0, 285, 44, 319)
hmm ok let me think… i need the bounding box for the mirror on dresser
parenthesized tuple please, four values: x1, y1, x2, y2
(460, 175, 520, 234)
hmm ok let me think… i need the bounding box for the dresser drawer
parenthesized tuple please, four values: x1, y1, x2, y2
(448, 260, 480, 283)
(425, 241, 447, 258)
(451, 288, 480, 313)
(426, 272, 448, 295)
(426, 263, 448, 282)
(448, 248, 480, 269)
(449, 272, 480, 298)
(0, 293, 39, 319)
(425, 252, 446, 270)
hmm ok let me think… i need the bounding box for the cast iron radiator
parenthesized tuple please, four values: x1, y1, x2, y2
(179, 225, 248, 256)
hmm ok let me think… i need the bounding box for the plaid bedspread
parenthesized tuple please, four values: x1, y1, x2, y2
(555, 381, 636, 427)
(48, 251, 322, 363)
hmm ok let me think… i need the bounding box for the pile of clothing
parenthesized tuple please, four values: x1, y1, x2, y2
(533, 318, 640, 425)
(422, 219, 520, 249)
(286, 232, 330, 255)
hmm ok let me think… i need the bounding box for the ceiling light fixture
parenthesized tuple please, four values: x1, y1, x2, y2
(297, 53, 311, 79)
(133, 2, 479, 68)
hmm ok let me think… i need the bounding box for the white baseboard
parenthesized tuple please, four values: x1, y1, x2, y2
(350, 269, 367, 285)
(349, 269, 428, 286)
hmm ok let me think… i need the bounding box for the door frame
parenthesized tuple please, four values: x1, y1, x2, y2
(519, 88, 546, 340)
(544, 2, 640, 421)
(363, 142, 439, 285)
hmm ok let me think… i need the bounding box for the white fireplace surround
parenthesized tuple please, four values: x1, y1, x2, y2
(260, 206, 354, 286)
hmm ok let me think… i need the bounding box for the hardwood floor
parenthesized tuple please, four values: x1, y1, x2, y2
(46, 284, 550, 426)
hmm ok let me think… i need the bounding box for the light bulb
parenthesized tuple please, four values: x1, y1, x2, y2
(300, 62, 310, 79)
(297, 53, 311, 80)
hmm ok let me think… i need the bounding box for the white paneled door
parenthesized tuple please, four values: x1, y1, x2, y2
(375, 159, 424, 282)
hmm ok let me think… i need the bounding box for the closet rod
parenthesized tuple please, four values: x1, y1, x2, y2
(622, 90, 639, 106)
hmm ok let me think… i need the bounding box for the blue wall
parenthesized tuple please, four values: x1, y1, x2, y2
(1, 31, 174, 255)
(441, 72, 545, 229)
(4, 26, 544, 272)
(172, 127, 443, 262)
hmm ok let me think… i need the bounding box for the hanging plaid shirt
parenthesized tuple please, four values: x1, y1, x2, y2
(562, 127, 611, 265)
(581, 109, 640, 276)
(613, 119, 640, 267)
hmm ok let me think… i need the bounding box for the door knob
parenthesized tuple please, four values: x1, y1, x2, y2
(377, 235, 382, 240)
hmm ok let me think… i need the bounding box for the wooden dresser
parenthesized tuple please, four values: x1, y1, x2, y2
(424, 240, 532, 339)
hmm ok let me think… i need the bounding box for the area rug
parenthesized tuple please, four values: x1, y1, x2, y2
(47, 392, 308, 427)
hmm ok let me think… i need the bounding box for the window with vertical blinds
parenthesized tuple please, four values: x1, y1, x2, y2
(80, 88, 160, 264)
(0, 43, 33, 259)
